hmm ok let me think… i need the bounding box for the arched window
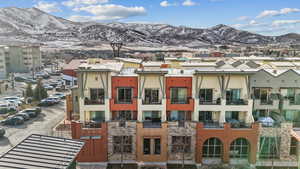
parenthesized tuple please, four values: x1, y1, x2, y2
(203, 138, 222, 158)
(230, 138, 249, 158)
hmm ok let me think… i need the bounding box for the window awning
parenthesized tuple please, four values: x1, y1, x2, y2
(0, 134, 84, 169)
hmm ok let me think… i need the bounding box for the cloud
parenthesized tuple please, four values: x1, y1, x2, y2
(182, 0, 197, 6)
(62, 0, 108, 7)
(34, 1, 61, 13)
(232, 20, 266, 29)
(257, 8, 300, 18)
(272, 20, 300, 27)
(160, 1, 177, 7)
(71, 4, 146, 21)
(236, 16, 249, 21)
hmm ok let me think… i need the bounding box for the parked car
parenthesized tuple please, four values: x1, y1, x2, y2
(38, 99, 56, 106)
(258, 117, 275, 127)
(0, 127, 5, 137)
(47, 97, 61, 104)
(43, 84, 54, 90)
(0, 101, 17, 112)
(2, 116, 24, 125)
(25, 79, 37, 84)
(15, 112, 30, 121)
(4, 97, 22, 105)
(51, 93, 66, 99)
(14, 76, 27, 82)
(20, 109, 38, 118)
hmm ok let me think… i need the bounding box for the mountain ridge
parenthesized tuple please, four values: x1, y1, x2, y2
(0, 7, 299, 47)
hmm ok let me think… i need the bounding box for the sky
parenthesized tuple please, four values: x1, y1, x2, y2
(1, 0, 300, 36)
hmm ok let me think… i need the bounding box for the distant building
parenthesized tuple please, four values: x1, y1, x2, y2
(62, 59, 86, 86)
(5, 46, 42, 73)
(0, 46, 7, 79)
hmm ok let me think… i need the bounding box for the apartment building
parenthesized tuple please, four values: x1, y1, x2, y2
(0, 46, 7, 79)
(70, 58, 300, 169)
(5, 45, 42, 73)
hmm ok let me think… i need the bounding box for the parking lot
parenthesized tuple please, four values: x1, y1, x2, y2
(0, 100, 66, 156)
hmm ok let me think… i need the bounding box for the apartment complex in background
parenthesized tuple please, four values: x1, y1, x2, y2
(68, 57, 300, 169)
(4, 45, 42, 73)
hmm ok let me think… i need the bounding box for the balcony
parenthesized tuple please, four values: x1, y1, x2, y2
(84, 98, 105, 105)
(142, 99, 162, 105)
(202, 122, 223, 128)
(143, 121, 162, 128)
(110, 98, 137, 111)
(82, 121, 102, 128)
(254, 99, 279, 110)
(199, 99, 221, 105)
(226, 99, 248, 105)
(282, 99, 300, 110)
(167, 98, 194, 111)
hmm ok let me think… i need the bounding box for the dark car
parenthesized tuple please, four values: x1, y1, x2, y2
(38, 99, 56, 106)
(51, 93, 66, 99)
(0, 127, 5, 137)
(14, 76, 27, 82)
(3, 116, 24, 125)
(20, 109, 38, 118)
(15, 112, 30, 121)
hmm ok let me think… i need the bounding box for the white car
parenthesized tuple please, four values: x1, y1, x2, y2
(0, 101, 17, 111)
(4, 97, 22, 106)
(258, 117, 275, 127)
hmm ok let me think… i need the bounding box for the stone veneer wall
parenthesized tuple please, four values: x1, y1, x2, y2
(258, 123, 297, 162)
(108, 121, 137, 162)
(168, 121, 196, 162)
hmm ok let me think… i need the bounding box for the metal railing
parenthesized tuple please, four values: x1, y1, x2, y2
(143, 121, 162, 128)
(114, 99, 133, 104)
(199, 99, 221, 105)
(202, 122, 223, 128)
(84, 99, 105, 105)
(82, 121, 102, 128)
(226, 99, 248, 105)
(170, 97, 190, 104)
(260, 99, 274, 105)
(142, 99, 162, 105)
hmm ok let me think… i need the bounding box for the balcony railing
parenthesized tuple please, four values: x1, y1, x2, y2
(170, 98, 190, 104)
(82, 121, 102, 128)
(226, 99, 248, 105)
(228, 121, 251, 128)
(142, 99, 162, 105)
(114, 99, 133, 104)
(143, 121, 162, 128)
(84, 98, 105, 105)
(199, 99, 221, 105)
(260, 99, 273, 105)
(202, 122, 223, 128)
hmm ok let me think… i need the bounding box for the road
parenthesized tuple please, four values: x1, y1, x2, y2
(0, 101, 66, 156)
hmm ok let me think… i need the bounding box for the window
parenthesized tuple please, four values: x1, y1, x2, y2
(117, 88, 132, 103)
(253, 88, 271, 104)
(199, 89, 213, 103)
(144, 88, 159, 104)
(259, 137, 280, 159)
(230, 138, 249, 158)
(226, 89, 241, 103)
(89, 88, 105, 104)
(113, 136, 132, 153)
(143, 138, 151, 154)
(171, 87, 188, 104)
(171, 136, 191, 153)
(169, 111, 186, 121)
(143, 111, 161, 122)
(203, 138, 222, 158)
(143, 138, 161, 155)
(89, 111, 105, 122)
(117, 111, 132, 120)
(154, 138, 161, 154)
(226, 111, 239, 121)
(199, 111, 213, 123)
(290, 138, 297, 155)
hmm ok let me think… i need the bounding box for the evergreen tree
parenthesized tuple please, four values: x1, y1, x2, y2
(33, 79, 48, 101)
(25, 83, 33, 98)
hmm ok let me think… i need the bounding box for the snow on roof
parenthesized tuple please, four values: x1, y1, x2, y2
(63, 59, 86, 70)
(262, 69, 289, 77)
(116, 57, 143, 64)
(78, 62, 123, 72)
(180, 62, 216, 67)
(143, 62, 165, 67)
(270, 62, 295, 67)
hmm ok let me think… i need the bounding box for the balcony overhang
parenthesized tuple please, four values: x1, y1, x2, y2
(135, 69, 168, 74)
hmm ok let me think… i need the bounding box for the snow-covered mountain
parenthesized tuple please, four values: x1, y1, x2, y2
(0, 7, 299, 47)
